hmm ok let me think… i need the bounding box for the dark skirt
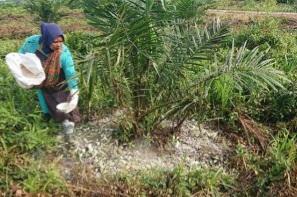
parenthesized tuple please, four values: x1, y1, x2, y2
(43, 89, 81, 123)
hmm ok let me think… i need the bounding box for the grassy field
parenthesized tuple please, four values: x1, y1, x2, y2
(1, 0, 297, 196)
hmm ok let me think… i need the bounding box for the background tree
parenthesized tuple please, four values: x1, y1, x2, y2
(24, 0, 64, 23)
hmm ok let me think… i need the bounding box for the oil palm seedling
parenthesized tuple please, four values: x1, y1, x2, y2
(82, 0, 289, 139)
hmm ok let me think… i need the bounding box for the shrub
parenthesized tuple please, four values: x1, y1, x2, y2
(23, 0, 64, 23)
(230, 19, 297, 123)
(65, 32, 101, 57)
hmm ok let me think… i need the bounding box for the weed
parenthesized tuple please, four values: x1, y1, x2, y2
(106, 165, 235, 196)
(233, 130, 297, 195)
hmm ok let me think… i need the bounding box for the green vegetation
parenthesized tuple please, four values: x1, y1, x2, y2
(233, 130, 297, 195)
(24, 0, 65, 22)
(228, 18, 297, 124)
(81, 0, 287, 142)
(105, 165, 235, 196)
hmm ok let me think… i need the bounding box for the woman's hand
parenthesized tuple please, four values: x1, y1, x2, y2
(56, 90, 79, 113)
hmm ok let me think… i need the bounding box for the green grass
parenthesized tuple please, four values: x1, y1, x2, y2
(0, 39, 22, 57)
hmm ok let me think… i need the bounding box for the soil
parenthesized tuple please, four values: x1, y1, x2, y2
(56, 110, 234, 181)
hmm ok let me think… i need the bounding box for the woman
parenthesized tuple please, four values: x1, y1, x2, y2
(19, 22, 80, 142)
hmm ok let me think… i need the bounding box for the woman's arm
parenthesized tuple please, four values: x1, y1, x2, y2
(56, 47, 79, 113)
(61, 47, 79, 91)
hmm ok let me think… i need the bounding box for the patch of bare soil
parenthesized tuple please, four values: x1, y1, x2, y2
(208, 9, 297, 20)
(0, 12, 97, 39)
(0, 16, 37, 39)
(56, 110, 233, 182)
(207, 9, 297, 29)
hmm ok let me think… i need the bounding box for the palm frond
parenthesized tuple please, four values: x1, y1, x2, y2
(194, 41, 290, 95)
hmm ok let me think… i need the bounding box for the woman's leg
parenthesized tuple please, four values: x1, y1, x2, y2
(62, 119, 75, 134)
(42, 90, 80, 144)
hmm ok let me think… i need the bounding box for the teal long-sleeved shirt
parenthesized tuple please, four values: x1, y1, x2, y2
(19, 35, 78, 114)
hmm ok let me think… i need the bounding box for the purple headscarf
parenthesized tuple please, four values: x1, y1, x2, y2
(39, 22, 64, 54)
